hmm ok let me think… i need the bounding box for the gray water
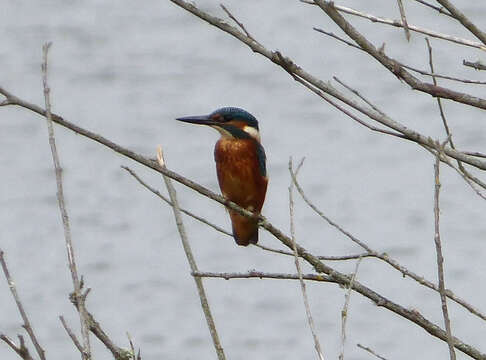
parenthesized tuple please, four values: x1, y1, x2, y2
(2, 1, 486, 359)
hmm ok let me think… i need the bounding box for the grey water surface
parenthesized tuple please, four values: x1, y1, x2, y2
(2, 1, 486, 359)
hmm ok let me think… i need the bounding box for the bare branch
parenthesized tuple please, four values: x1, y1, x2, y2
(122, 165, 232, 237)
(312, 0, 486, 110)
(463, 59, 486, 71)
(396, 0, 411, 41)
(192, 270, 333, 282)
(303, 1, 486, 50)
(411, 0, 452, 17)
(0, 250, 45, 360)
(289, 165, 486, 321)
(426, 38, 486, 196)
(68, 296, 132, 360)
(436, 0, 486, 45)
(433, 143, 456, 360)
(0, 79, 484, 357)
(289, 158, 325, 360)
(162, 2, 486, 171)
(315, 28, 486, 85)
(41, 42, 91, 360)
(357, 343, 389, 360)
(339, 258, 362, 360)
(220, 4, 259, 45)
(156, 147, 226, 360)
(59, 316, 84, 355)
(0, 335, 34, 360)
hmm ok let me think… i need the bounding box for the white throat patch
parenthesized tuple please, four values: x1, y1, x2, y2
(243, 125, 261, 142)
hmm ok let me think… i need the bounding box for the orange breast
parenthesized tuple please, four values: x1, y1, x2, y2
(214, 138, 268, 246)
(214, 138, 267, 211)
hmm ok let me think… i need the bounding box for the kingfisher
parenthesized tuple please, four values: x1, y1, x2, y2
(175, 107, 268, 246)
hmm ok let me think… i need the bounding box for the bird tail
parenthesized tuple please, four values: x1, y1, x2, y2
(229, 211, 259, 246)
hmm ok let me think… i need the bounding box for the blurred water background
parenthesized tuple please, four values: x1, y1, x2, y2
(1, 1, 486, 359)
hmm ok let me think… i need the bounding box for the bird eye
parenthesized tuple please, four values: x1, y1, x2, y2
(210, 113, 225, 122)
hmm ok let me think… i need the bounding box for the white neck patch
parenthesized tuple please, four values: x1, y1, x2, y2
(211, 125, 233, 138)
(243, 125, 261, 142)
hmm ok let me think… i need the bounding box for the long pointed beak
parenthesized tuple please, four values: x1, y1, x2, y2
(175, 114, 215, 126)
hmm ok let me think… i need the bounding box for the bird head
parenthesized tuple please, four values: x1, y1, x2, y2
(175, 107, 261, 142)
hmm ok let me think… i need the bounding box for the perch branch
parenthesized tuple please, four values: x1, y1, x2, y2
(0, 85, 484, 358)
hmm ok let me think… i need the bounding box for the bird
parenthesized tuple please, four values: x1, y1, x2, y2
(175, 107, 268, 246)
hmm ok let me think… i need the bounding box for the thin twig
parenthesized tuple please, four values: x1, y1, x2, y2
(220, 4, 259, 45)
(411, 0, 452, 17)
(435, 0, 486, 45)
(192, 270, 332, 282)
(357, 343, 389, 360)
(41, 42, 91, 360)
(289, 158, 325, 360)
(122, 165, 232, 237)
(314, 28, 486, 85)
(59, 316, 84, 355)
(426, 38, 486, 196)
(433, 143, 456, 360)
(463, 60, 486, 71)
(156, 146, 226, 360)
(303, 0, 486, 50)
(333, 76, 388, 117)
(256, 243, 373, 260)
(339, 258, 362, 360)
(0, 335, 34, 360)
(0, 250, 45, 360)
(396, 0, 411, 41)
(289, 165, 486, 321)
(127, 333, 141, 360)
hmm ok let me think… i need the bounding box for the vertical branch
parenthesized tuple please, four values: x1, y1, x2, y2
(339, 258, 362, 360)
(433, 146, 456, 360)
(289, 158, 325, 360)
(156, 146, 226, 360)
(41, 43, 91, 360)
(0, 251, 45, 360)
(425, 38, 486, 197)
(397, 0, 411, 41)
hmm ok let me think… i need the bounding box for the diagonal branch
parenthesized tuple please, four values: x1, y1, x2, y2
(301, 0, 486, 50)
(435, 0, 486, 45)
(156, 147, 226, 360)
(0, 251, 45, 360)
(311, 0, 486, 110)
(0, 335, 35, 360)
(0, 84, 485, 358)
